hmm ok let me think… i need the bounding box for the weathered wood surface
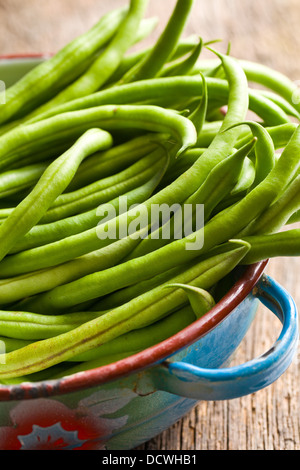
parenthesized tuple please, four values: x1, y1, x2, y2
(0, 0, 299, 451)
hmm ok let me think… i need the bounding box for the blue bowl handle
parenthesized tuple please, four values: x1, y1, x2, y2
(154, 274, 299, 400)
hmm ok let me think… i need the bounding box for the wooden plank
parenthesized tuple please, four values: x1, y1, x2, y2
(0, 0, 299, 451)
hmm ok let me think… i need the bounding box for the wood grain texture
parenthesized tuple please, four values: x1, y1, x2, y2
(0, 0, 299, 451)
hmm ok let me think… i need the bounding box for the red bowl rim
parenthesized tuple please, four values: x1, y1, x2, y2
(0, 54, 268, 401)
(0, 53, 50, 61)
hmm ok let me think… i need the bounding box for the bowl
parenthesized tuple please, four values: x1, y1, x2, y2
(0, 57, 298, 451)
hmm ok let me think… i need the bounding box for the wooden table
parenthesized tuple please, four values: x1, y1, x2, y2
(0, 0, 299, 451)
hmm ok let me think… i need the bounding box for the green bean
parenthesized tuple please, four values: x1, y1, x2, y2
(38, 151, 166, 224)
(0, 310, 102, 341)
(0, 105, 195, 173)
(236, 122, 298, 152)
(89, 124, 300, 318)
(188, 73, 208, 137)
(27, 76, 206, 122)
(0, 147, 164, 223)
(92, 264, 190, 311)
(230, 157, 256, 196)
(64, 305, 196, 363)
(192, 57, 300, 116)
(255, 89, 300, 120)
(0, 7, 128, 125)
(164, 284, 215, 319)
(223, 121, 275, 185)
(119, 0, 195, 84)
(9, 166, 165, 255)
(241, 229, 300, 264)
(0, 129, 113, 263)
(127, 138, 256, 260)
(25, 76, 287, 129)
(0, 236, 145, 306)
(29, 0, 149, 118)
(238, 175, 300, 236)
(0, 161, 168, 283)
(0, 241, 250, 378)
(0, 161, 49, 199)
(238, 59, 300, 115)
(187, 138, 257, 218)
(0, 53, 247, 275)
(68, 132, 165, 191)
(159, 38, 204, 78)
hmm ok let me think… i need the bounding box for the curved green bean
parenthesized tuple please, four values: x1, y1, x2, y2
(223, 121, 275, 185)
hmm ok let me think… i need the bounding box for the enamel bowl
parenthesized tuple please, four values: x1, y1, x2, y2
(0, 58, 298, 450)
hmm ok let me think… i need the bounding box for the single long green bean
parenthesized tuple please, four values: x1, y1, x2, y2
(255, 89, 300, 120)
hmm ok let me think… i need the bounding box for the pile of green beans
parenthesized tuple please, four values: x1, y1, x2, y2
(0, 0, 299, 383)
